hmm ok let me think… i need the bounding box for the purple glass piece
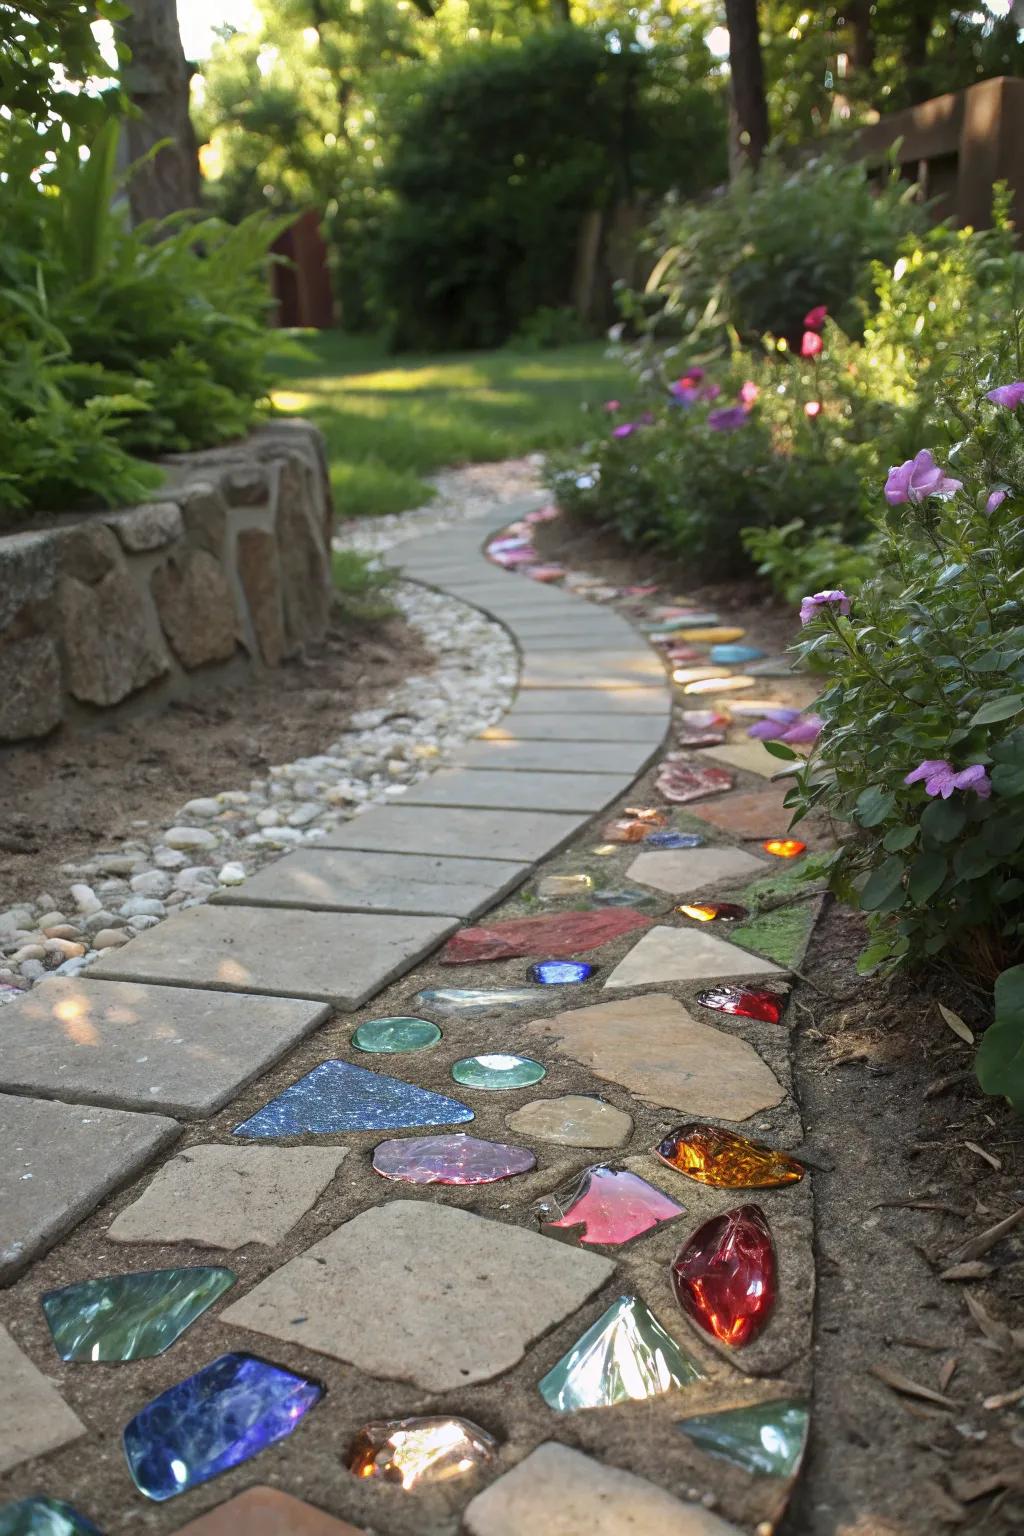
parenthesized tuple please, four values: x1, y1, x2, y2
(529, 959, 596, 985)
(538, 1165, 685, 1246)
(371, 1132, 536, 1185)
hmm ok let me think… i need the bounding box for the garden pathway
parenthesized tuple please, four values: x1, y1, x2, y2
(0, 494, 822, 1535)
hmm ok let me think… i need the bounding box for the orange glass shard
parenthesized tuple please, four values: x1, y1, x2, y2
(763, 838, 807, 859)
(603, 808, 668, 842)
(347, 1416, 497, 1488)
(656, 1123, 805, 1189)
(676, 902, 748, 923)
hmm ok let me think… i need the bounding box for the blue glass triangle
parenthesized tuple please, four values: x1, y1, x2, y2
(233, 1059, 475, 1137)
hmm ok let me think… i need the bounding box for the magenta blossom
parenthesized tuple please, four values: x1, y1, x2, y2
(700, 383, 722, 401)
(739, 380, 759, 406)
(884, 449, 963, 505)
(683, 366, 704, 383)
(799, 589, 851, 625)
(708, 405, 750, 432)
(987, 488, 1008, 513)
(804, 305, 828, 331)
(612, 422, 638, 439)
(603, 399, 621, 412)
(986, 381, 1024, 410)
(747, 708, 801, 740)
(779, 713, 823, 745)
(904, 759, 992, 800)
(800, 331, 823, 358)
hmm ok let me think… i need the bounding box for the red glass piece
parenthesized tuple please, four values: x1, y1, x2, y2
(440, 908, 651, 965)
(656, 762, 734, 804)
(527, 564, 566, 583)
(540, 1165, 684, 1246)
(696, 985, 784, 1024)
(671, 1204, 777, 1347)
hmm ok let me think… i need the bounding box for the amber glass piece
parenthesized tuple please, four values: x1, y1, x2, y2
(347, 1416, 496, 1488)
(676, 902, 749, 923)
(671, 1205, 777, 1348)
(696, 986, 784, 1025)
(763, 838, 807, 859)
(624, 806, 668, 822)
(656, 1123, 805, 1190)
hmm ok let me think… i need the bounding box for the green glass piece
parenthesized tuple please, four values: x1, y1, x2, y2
(352, 1016, 442, 1053)
(677, 1398, 809, 1477)
(451, 1053, 547, 1091)
(0, 1500, 100, 1536)
(41, 1266, 235, 1363)
(539, 1294, 704, 1413)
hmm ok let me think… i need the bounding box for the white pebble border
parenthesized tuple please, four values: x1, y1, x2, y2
(0, 462, 537, 1001)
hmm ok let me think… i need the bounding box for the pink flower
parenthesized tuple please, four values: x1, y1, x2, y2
(739, 380, 759, 406)
(884, 449, 963, 505)
(804, 400, 821, 418)
(799, 589, 851, 625)
(987, 488, 1008, 513)
(612, 423, 638, 439)
(603, 399, 621, 412)
(779, 713, 822, 745)
(708, 405, 749, 432)
(747, 709, 801, 739)
(801, 331, 823, 358)
(804, 305, 828, 330)
(905, 759, 992, 799)
(986, 381, 1024, 410)
(683, 367, 704, 383)
(700, 383, 722, 401)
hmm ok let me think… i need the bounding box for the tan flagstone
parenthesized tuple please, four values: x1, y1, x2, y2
(702, 739, 791, 778)
(602, 926, 787, 990)
(627, 846, 766, 896)
(0, 1323, 86, 1474)
(505, 1093, 633, 1147)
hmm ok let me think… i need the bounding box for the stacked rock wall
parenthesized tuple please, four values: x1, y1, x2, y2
(0, 419, 334, 742)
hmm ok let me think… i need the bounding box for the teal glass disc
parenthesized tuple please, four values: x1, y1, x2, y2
(41, 1266, 235, 1363)
(0, 1500, 101, 1536)
(676, 1398, 809, 1477)
(352, 1016, 442, 1054)
(451, 1054, 547, 1091)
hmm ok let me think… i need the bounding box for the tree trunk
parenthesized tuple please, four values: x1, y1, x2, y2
(724, 0, 769, 174)
(117, 0, 199, 224)
(847, 0, 875, 76)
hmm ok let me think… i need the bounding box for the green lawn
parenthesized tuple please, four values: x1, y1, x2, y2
(270, 331, 629, 519)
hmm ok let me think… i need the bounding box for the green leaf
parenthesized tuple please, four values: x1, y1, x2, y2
(860, 855, 906, 912)
(953, 839, 999, 881)
(762, 739, 800, 761)
(907, 848, 947, 903)
(969, 694, 1024, 726)
(976, 964, 1024, 1111)
(992, 762, 1024, 797)
(856, 785, 895, 828)
(920, 798, 967, 842)
(883, 824, 919, 851)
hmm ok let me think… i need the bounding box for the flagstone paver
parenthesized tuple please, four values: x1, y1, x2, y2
(0, 977, 330, 1117)
(685, 782, 796, 838)
(486, 710, 667, 743)
(452, 737, 656, 773)
(107, 1145, 348, 1249)
(402, 767, 628, 813)
(90, 904, 458, 1006)
(602, 925, 788, 988)
(626, 845, 769, 896)
(319, 804, 587, 861)
(504, 1094, 634, 1147)
(221, 1200, 615, 1390)
(170, 1487, 366, 1536)
(213, 848, 530, 917)
(496, 686, 670, 714)
(703, 739, 791, 777)
(1, 1093, 180, 1281)
(522, 992, 786, 1119)
(0, 1324, 87, 1474)
(463, 1443, 745, 1536)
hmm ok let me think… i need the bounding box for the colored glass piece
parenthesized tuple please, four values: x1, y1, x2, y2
(591, 843, 619, 856)
(538, 1165, 684, 1246)
(677, 627, 746, 643)
(122, 1352, 322, 1502)
(351, 1016, 441, 1053)
(538, 1294, 704, 1414)
(656, 1123, 805, 1189)
(696, 985, 784, 1025)
(656, 762, 734, 803)
(763, 838, 807, 859)
(677, 1398, 809, 1478)
(672, 667, 730, 686)
(591, 887, 662, 907)
(676, 901, 749, 923)
(623, 806, 667, 821)
(710, 644, 765, 664)
(602, 818, 656, 843)
(451, 1054, 546, 1091)
(440, 908, 650, 965)
(0, 1501, 100, 1536)
(42, 1266, 235, 1363)
(347, 1415, 497, 1487)
(677, 709, 729, 748)
(413, 987, 540, 1015)
(536, 874, 594, 900)
(644, 831, 704, 850)
(371, 1132, 535, 1185)
(671, 1205, 777, 1348)
(684, 676, 756, 695)
(233, 1060, 473, 1137)
(728, 698, 793, 716)
(529, 959, 596, 984)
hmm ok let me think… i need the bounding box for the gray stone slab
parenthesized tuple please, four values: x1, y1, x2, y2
(0, 976, 330, 1117)
(215, 848, 529, 917)
(491, 711, 668, 743)
(452, 738, 654, 774)
(221, 1200, 614, 1390)
(0, 1092, 180, 1281)
(500, 686, 669, 715)
(519, 648, 664, 678)
(320, 805, 586, 861)
(402, 768, 626, 813)
(90, 904, 457, 1007)
(519, 634, 643, 651)
(0, 1324, 87, 1473)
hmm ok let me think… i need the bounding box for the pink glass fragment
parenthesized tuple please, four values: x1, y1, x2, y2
(372, 1132, 536, 1185)
(539, 1165, 685, 1246)
(526, 564, 567, 582)
(440, 908, 651, 964)
(656, 760, 734, 803)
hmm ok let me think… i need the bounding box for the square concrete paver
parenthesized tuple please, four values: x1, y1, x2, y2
(0, 1323, 87, 1474)
(402, 768, 627, 814)
(170, 1488, 366, 1535)
(602, 925, 788, 988)
(320, 805, 586, 862)
(488, 712, 667, 744)
(626, 846, 768, 896)
(222, 1200, 614, 1390)
(0, 1093, 180, 1281)
(499, 687, 669, 715)
(464, 1443, 744, 1536)
(452, 738, 654, 774)
(214, 848, 529, 918)
(0, 977, 330, 1117)
(91, 904, 457, 1007)
(108, 1144, 348, 1249)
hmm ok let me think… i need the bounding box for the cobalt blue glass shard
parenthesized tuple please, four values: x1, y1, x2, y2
(42, 1266, 235, 1363)
(122, 1352, 322, 1501)
(529, 960, 596, 985)
(643, 831, 704, 850)
(0, 1500, 101, 1536)
(233, 1059, 474, 1136)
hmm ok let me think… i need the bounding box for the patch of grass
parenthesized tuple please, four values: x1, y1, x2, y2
(269, 331, 629, 519)
(331, 548, 399, 625)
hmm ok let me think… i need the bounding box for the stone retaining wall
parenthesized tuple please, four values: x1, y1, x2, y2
(0, 419, 334, 742)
